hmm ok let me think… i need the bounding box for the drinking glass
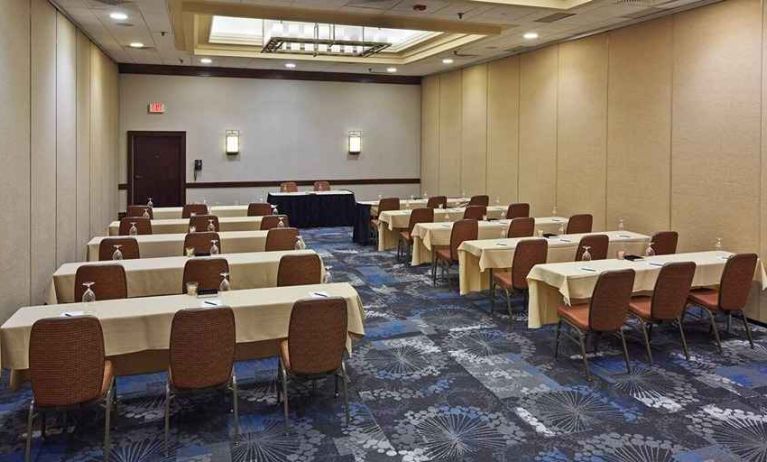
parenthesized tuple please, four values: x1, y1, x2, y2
(378, 194, 383, 201)
(82, 282, 96, 303)
(581, 246, 592, 262)
(278, 217, 285, 228)
(259, 196, 264, 203)
(189, 225, 197, 233)
(618, 218, 625, 231)
(295, 237, 306, 250)
(142, 209, 150, 219)
(462, 190, 466, 199)
(112, 244, 123, 261)
(185, 247, 195, 257)
(537, 229, 544, 237)
(424, 191, 429, 199)
(500, 228, 506, 239)
(129, 222, 138, 236)
(147, 197, 154, 208)
(482, 214, 488, 221)
(210, 240, 219, 255)
(207, 219, 216, 232)
(552, 206, 558, 216)
(715, 237, 723, 251)
(495, 197, 500, 205)
(323, 266, 333, 284)
(558, 224, 565, 235)
(219, 272, 230, 292)
(646, 242, 656, 257)
(186, 281, 198, 296)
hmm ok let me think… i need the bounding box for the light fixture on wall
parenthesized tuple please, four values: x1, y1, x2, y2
(348, 131, 362, 155)
(226, 130, 240, 155)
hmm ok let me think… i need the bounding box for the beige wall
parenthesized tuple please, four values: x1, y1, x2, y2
(0, 0, 119, 321)
(421, 0, 767, 321)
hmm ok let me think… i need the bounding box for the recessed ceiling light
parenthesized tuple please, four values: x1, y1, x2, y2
(109, 11, 128, 21)
(129, 42, 144, 48)
(285, 62, 296, 69)
(200, 58, 212, 64)
(523, 32, 539, 40)
(442, 58, 454, 64)
(386, 67, 397, 73)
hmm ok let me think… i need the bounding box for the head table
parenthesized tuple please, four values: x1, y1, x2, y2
(1, 283, 364, 389)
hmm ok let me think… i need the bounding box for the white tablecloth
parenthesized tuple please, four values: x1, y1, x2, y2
(526, 251, 767, 328)
(457, 231, 651, 295)
(150, 205, 250, 220)
(108, 216, 265, 235)
(47, 250, 322, 304)
(410, 217, 569, 266)
(2, 283, 364, 372)
(360, 197, 471, 216)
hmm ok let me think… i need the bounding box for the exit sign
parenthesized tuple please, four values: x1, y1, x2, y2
(148, 102, 165, 114)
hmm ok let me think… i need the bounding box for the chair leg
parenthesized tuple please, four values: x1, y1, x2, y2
(554, 320, 562, 359)
(704, 309, 723, 353)
(677, 316, 690, 360)
(739, 310, 754, 348)
(231, 374, 240, 438)
(24, 400, 34, 462)
(638, 321, 653, 365)
(619, 329, 632, 374)
(164, 382, 171, 456)
(578, 331, 591, 381)
(727, 312, 732, 333)
(280, 360, 290, 434)
(504, 289, 512, 322)
(489, 269, 496, 314)
(334, 372, 339, 398)
(104, 385, 113, 462)
(341, 361, 350, 426)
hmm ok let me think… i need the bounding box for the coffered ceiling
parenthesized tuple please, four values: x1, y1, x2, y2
(53, 0, 717, 76)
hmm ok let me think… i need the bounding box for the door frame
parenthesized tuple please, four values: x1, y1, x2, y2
(127, 131, 186, 206)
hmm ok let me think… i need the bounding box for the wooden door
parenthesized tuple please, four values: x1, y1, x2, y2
(128, 131, 186, 207)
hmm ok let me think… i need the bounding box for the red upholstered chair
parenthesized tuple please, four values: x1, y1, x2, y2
(314, 181, 330, 191)
(506, 203, 530, 220)
(507, 217, 535, 238)
(650, 231, 678, 256)
(118, 217, 152, 235)
(629, 262, 696, 363)
(182, 204, 208, 218)
(181, 258, 229, 293)
(247, 202, 273, 217)
(277, 254, 323, 287)
(265, 227, 299, 251)
(74, 264, 128, 302)
(566, 214, 593, 234)
(554, 269, 635, 380)
(490, 239, 548, 322)
(164, 307, 238, 453)
(280, 182, 298, 193)
(183, 231, 221, 256)
(26, 316, 115, 462)
(260, 215, 290, 230)
(426, 196, 447, 209)
(126, 205, 153, 219)
(398, 207, 434, 262)
(575, 234, 609, 261)
(463, 205, 486, 220)
(687, 253, 758, 352)
(98, 237, 140, 261)
(278, 297, 349, 431)
(189, 214, 220, 233)
(433, 219, 477, 286)
(468, 195, 489, 206)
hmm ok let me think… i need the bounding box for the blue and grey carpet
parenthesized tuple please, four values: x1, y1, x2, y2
(2, 227, 767, 461)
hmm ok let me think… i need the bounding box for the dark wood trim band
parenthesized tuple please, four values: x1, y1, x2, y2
(118, 178, 420, 190)
(118, 64, 422, 85)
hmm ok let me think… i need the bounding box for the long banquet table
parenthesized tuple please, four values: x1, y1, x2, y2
(150, 205, 250, 220)
(1, 283, 365, 389)
(87, 230, 270, 261)
(108, 216, 265, 235)
(410, 217, 569, 266)
(458, 231, 651, 295)
(47, 249, 323, 304)
(268, 190, 355, 228)
(377, 206, 510, 251)
(526, 251, 767, 329)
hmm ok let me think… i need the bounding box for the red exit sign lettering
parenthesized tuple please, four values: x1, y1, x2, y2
(148, 102, 165, 114)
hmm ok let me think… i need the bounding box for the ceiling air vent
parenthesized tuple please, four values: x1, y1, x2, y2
(535, 12, 576, 23)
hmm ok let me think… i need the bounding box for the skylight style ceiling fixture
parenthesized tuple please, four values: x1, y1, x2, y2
(209, 17, 438, 58)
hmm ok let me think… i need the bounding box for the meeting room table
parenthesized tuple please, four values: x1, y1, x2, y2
(107, 216, 266, 235)
(1, 282, 365, 390)
(268, 190, 356, 228)
(376, 205, 511, 251)
(46, 249, 323, 304)
(458, 230, 651, 295)
(86, 230, 274, 261)
(526, 250, 767, 329)
(410, 217, 569, 266)
(149, 205, 250, 220)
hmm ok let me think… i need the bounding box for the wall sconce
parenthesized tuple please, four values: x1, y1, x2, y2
(225, 130, 240, 155)
(348, 131, 362, 155)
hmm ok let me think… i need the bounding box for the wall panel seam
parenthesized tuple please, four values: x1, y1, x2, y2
(604, 35, 610, 231)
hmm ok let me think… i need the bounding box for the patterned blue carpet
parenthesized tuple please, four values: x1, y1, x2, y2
(2, 227, 767, 461)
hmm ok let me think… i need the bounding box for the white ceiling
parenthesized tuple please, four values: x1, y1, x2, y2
(53, 0, 715, 76)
